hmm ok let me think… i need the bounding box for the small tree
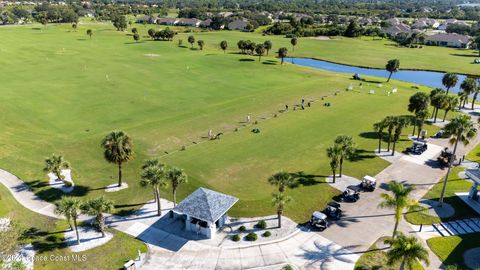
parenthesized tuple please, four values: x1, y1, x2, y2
(72, 23, 77, 31)
(197, 40, 205, 50)
(81, 196, 114, 237)
(442, 95, 460, 121)
(43, 154, 70, 184)
(379, 181, 417, 239)
(290, 37, 298, 52)
(386, 59, 400, 82)
(148, 28, 156, 39)
(442, 73, 458, 95)
(86, 29, 93, 39)
(431, 93, 448, 123)
(326, 144, 341, 183)
(272, 192, 291, 228)
(55, 197, 82, 245)
(460, 77, 477, 108)
(384, 116, 397, 151)
(255, 44, 265, 62)
(334, 135, 356, 177)
(188, 35, 195, 48)
(133, 33, 140, 43)
(268, 171, 295, 193)
(101, 131, 134, 187)
(408, 92, 430, 136)
(131, 27, 138, 34)
(278, 47, 288, 65)
(384, 232, 430, 269)
(140, 159, 168, 216)
(220, 40, 228, 53)
(167, 167, 188, 206)
(264, 40, 272, 55)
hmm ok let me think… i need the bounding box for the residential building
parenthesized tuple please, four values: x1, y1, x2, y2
(425, 33, 471, 48)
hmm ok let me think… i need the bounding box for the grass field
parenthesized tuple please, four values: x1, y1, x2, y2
(427, 232, 480, 269)
(0, 22, 459, 222)
(0, 183, 147, 270)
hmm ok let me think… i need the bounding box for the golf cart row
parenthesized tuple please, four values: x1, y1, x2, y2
(309, 176, 377, 231)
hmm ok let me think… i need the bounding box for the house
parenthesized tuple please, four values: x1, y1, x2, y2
(386, 18, 401, 26)
(199, 18, 212, 28)
(425, 33, 471, 48)
(218, 11, 233, 18)
(177, 18, 201, 27)
(78, 9, 95, 17)
(412, 18, 439, 29)
(136, 15, 156, 24)
(157, 17, 179, 25)
(227, 19, 249, 31)
(173, 188, 238, 239)
(438, 19, 470, 31)
(382, 23, 412, 37)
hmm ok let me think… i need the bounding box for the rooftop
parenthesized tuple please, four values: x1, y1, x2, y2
(174, 188, 238, 223)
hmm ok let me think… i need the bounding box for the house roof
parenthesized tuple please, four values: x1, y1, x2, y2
(425, 33, 470, 43)
(383, 23, 411, 35)
(174, 188, 238, 223)
(228, 20, 248, 30)
(178, 18, 201, 25)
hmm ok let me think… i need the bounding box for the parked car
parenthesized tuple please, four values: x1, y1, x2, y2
(323, 202, 342, 220)
(342, 185, 360, 202)
(310, 211, 328, 231)
(406, 141, 427, 155)
(360, 175, 376, 192)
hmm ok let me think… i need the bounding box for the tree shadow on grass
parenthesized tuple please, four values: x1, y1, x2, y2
(239, 58, 255, 62)
(349, 149, 376, 162)
(77, 38, 87, 41)
(262, 61, 277, 65)
(35, 185, 90, 202)
(450, 53, 478, 58)
(289, 171, 328, 188)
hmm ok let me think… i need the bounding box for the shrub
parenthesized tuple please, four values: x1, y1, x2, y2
(245, 232, 257, 241)
(232, 234, 241, 242)
(256, 220, 267, 229)
(238, 225, 246, 232)
(283, 265, 293, 270)
(262, 231, 271, 237)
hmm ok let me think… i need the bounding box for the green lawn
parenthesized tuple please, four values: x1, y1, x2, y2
(355, 237, 424, 270)
(427, 232, 480, 270)
(0, 183, 147, 270)
(0, 22, 459, 223)
(405, 166, 480, 225)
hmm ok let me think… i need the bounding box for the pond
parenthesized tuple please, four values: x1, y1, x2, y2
(285, 58, 468, 93)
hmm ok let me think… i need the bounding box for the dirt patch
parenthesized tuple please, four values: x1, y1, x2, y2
(309, 36, 332, 41)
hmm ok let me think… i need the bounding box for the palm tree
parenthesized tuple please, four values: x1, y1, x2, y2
(460, 77, 477, 108)
(81, 196, 114, 237)
(386, 59, 400, 82)
(220, 40, 228, 53)
(140, 160, 168, 216)
(384, 232, 430, 270)
(272, 192, 292, 228)
(408, 92, 430, 137)
(268, 171, 295, 193)
(101, 131, 134, 187)
(391, 116, 409, 156)
(431, 93, 448, 123)
(442, 73, 458, 95)
(43, 154, 70, 184)
(86, 29, 93, 39)
(167, 167, 188, 206)
(290, 37, 298, 52)
(278, 47, 288, 65)
(384, 116, 397, 151)
(55, 196, 82, 245)
(373, 119, 387, 153)
(442, 96, 460, 122)
(326, 144, 341, 183)
(470, 81, 479, 110)
(255, 44, 265, 62)
(439, 115, 477, 205)
(378, 181, 417, 239)
(264, 40, 272, 55)
(415, 109, 429, 139)
(334, 135, 357, 177)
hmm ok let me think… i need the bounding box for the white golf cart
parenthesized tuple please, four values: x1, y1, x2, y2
(360, 175, 377, 192)
(309, 211, 328, 231)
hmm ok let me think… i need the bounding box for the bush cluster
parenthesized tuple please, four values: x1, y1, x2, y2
(255, 220, 267, 229)
(232, 234, 241, 242)
(245, 232, 258, 241)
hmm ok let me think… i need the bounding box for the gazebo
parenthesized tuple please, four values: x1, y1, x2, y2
(465, 169, 480, 201)
(173, 188, 238, 239)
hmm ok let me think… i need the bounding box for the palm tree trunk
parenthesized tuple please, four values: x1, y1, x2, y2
(443, 110, 449, 122)
(472, 93, 478, 110)
(431, 108, 436, 118)
(434, 107, 439, 123)
(67, 218, 73, 231)
(387, 72, 393, 82)
(378, 132, 382, 153)
(392, 139, 396, 156)
(412, 120, 416, 136)
(446, 87, 450, 95)
(73, 217, 80, 245)
(173, 187, 177, 207)
(439, 135, 460, 206)
(277, 209, 282, 228)
(387, 132, 392, 151)
(118, 163, 122, 187)
(99, 214, 105, 238)
(392, 210, 400, 239)
(339, 157, 344, 177)
(400, 258, 406, 270)
(155, 189, 161, 216)
(332, 169, 336, 183)
(281, 57, 284, 65)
